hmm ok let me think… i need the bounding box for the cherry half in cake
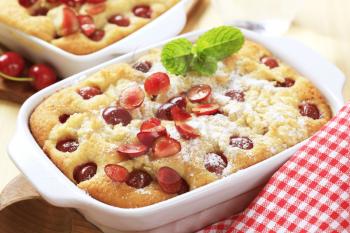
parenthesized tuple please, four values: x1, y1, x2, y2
(104, 164, 129, 183)
(144, 72, 170, 96)
(187, 84, 212, 103)
(133, 61, 152, 73)
(225, 90, 245, 102)
(58, 114, 70, 123)
(299, 103, 320, 120)
(119, 86, 145, 110)
(102, 106, 132, 126)
(117, 143, 148, 158)
(156, 167, 183, 194)
(275, 78, 295, 88)
(230, 136, 254, 150)
(77, 86, 102, 99)
(73, 162, 97, 183)
(108, 14, 130, 27)
(56, 139, 79, 152)
(132, 5, 152, 18)
(204, 153, 228, 175)
(126, 170, 153, 189)
(260, 56, 279, 69)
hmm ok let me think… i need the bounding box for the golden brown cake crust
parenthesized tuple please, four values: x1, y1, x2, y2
(0, 0, 179, 55)
(30, 40, 332, 208)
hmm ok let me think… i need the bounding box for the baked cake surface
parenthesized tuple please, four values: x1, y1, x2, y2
(30, 40, 332, 208)
(0, 0, 179, 55)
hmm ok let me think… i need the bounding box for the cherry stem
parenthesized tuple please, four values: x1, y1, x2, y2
(0, 71, 33, 82)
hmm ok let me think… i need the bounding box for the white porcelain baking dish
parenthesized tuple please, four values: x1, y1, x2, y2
(8, 28, 345, 233)
(0, 0, 191, 78)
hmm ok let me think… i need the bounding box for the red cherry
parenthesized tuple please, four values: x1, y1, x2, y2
(192, 103, 220, 116)
(104, 164, 129, 183)
(73, 162, 97, 183)
(86, 2, 106, 15)
(171, 105, 191, 121)
(61, 7, 79, 36)
(18, 0, 38, 8)
(204, 153, 228, 175)
(142, 124, 167, 136)
(47, 0, 60, 4)
(230, 136, 254, 150)
(77, 86, 102, 99)
(260, 56, 279, 69)
(59, 114, 70, 123)
(156, 103, 174, 120)
(138, 125, 167, 147)
(28, 64, 57, 91)
(175, 122, 199, 140)
(133, 5, 152, 18)
(225, 90, 245, 102)
(0, 52, 25, 77)
(156, 167, 182, 194)
(32, 7, 49, 16)
(139, 118, 167, 147)
(86, 0, 105, 3)
(178, 179, 190, 194)
(102, 106, 132, 126)
(56, 139, 79, 152)
(137, 131, 158, 147)
(60, 0, 85, 7)
(78, 15, 96, 37)
(88, 29, 105, 41)
(108, 14, 130, 27)
(152, 136, 181, 159)
(169, 95, 187, 109)
(117, 143, 148, 158)
(187, 84, 212, 103)
(144, 72, 170, 96)
(299, 103, 320, 120)
(140, 118, 161, 131)
(275, 78, 295, 88)
(119, 86, 145, 110)
(126, 170, 152, 189)
(133, 61, 152, 73)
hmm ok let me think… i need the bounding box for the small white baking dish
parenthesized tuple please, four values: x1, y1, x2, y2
(0, 0, 191, 78)
(8, 29, 345, 233)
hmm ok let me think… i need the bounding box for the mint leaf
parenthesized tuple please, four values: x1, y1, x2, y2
(191, 55, 217, 76)
(160, 26, 245, 76)
(161, 38, 193, 75)
(195, 26, 244, 61)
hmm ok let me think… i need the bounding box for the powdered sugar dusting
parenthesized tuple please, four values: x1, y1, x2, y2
(135, 188, 152, 195)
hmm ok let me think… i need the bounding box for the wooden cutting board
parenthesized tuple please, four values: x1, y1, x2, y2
(0, 176, 102, 233)
(0, 78, 36, 103)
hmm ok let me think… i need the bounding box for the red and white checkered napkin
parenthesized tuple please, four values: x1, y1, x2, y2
(199, 103, 350, 233)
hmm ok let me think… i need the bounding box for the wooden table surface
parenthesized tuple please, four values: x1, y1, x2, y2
(1, 0, 349, 193)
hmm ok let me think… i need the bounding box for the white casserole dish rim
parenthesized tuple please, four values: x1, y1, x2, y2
(8, 28, 346, 231)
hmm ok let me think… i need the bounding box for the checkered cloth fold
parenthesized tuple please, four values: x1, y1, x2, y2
(199, 103, 350, 233)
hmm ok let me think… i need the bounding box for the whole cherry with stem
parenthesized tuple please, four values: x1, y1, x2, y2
(0, 52, 57, 90)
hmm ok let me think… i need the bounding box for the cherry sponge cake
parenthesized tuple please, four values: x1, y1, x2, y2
(30, 40, 332, 208)
(0, 0, 179, 55)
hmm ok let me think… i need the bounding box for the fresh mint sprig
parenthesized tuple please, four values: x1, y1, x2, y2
(161, 26, 244, 76)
